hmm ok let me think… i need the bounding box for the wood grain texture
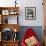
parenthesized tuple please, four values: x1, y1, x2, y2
(0, 24, 20, 32)
(43, 0, 46, 43)
(0, 41, 19, 46)
(0, 7, 19, 46)
(43, 0, 46, 26)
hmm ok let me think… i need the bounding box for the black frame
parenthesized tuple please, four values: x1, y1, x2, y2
(25, 7, 36, 20)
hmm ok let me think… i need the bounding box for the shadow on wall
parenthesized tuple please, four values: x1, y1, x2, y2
(18, 26, 43, 44)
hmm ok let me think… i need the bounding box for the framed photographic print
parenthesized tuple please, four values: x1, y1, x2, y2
(2, 10, 9, 15)
(25, 7, 36, 20)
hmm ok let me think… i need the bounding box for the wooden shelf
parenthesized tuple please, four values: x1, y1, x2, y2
(0, 7, 19, 15)
(2, 40, 19, 42)
(0, 24, 20, 32)
(1, 40, 19, 46)
(0, 7, 19, 9)
(0, 7, 20, 46)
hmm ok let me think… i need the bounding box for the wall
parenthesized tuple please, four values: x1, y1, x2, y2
(18, 0, 44, 26)
(0, 0, 44, 26)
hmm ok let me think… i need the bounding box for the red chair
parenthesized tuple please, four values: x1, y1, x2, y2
(21, 28, 41, 46)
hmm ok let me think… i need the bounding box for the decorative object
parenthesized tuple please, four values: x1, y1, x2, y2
(14, 28, 17, 32)
(13, 32, 18, 41)
(2, 28, 13, 41)
(2, 10, 9, 15)
(25, 7, 36, 20)
(5, 18, 8, 24)
(9, 10, 18, 15)
(15, 0, 17, 7)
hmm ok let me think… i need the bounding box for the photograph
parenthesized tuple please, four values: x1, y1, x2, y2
(25, 7, 36, 20)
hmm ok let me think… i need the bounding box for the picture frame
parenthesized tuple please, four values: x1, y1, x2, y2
(2, 10, 9, 15)
(25, 7, 36, 20)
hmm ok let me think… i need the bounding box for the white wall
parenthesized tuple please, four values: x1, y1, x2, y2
(18, 0, 44, 26)
(0, 0, 44, 26)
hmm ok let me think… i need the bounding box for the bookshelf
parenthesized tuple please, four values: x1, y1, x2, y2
(0, 7, 20, 46)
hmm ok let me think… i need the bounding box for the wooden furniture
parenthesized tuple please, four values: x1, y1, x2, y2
(0, 7, 19, 46)
(44, 29, 46, 46)
(2, 41, 19, 46)
(0, 41, 2, 46)
(43, 0, 46, 26)
(43, 0, 46, 46)
(0, 7, 19, 24)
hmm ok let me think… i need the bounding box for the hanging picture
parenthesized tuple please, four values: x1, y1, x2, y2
(25, 7, 36, 20)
